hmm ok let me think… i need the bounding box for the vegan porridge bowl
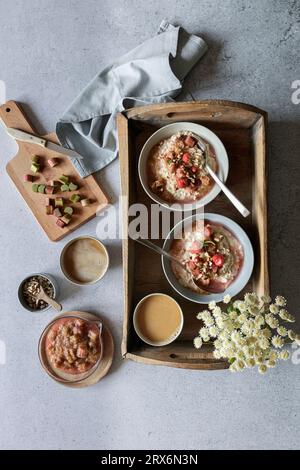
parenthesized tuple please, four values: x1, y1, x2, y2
(162, 213, 254, 304)
(138, 122, 229, 211)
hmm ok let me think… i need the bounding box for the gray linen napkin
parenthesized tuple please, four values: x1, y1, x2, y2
(56, 20, 208, 177)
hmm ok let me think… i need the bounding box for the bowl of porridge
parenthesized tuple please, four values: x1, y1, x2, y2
(138, 122, 229, 211)
(162, 213, 254, 303)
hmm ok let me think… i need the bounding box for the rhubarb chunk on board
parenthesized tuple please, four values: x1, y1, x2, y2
(56, 218, 66, 228)
(70, 194, 81, 203)
(47, 158, 58, 168)
(23, 174, 33, 182)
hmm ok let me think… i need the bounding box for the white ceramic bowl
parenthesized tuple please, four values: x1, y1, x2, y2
(138, 122, 229, 211)
(162, 213, 254, 304)
(133, 293, 184, 346)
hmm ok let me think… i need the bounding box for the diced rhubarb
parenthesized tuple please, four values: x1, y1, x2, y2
(60, 215, 71, 225)
(38, 184, 46, 194)
(31, 162, 40, 173)
(45, 205, 53, 215)
(32, 183, 39, 193)
(31, 154, 39, 163)
(47, 158, 58, 168)
(176, 177, 188, 189)
(68, 182, 78, 191)
(53, 208, 62, 218)
(55, 197, 64, 207)
(80, 198, 90, 207)
(58, 175, 69, 184)
(60, 184, 69, 192)
(23, 174, 33, 182)
(182, 152, 190, 164)
(45, 185, 54, 194)
(56, 218, 66, 228)
(184, 135, 196, 147)
(64, 206, 74, 215)
(70, 193, 81, 203)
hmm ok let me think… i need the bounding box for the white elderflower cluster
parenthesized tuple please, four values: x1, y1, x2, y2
(193, 293, 299, 374)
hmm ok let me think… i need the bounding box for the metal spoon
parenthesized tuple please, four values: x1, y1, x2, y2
(133, 238, 215, 294)
(196, 136, 250, 218)
(35, 285, 62, 311)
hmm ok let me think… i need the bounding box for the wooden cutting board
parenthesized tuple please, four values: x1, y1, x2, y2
(0, 101, 109, 241)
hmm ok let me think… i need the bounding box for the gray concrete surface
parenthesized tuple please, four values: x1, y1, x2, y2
(0, 0, 299, 450)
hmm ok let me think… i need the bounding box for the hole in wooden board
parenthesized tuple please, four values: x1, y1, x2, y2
(5, 107, 10, 112)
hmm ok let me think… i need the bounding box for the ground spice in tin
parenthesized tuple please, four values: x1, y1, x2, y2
(22, 275, 54, 310)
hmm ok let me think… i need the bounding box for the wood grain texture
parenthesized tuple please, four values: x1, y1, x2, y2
(118, 100, 268, 370)
(1, 101, 109, 241)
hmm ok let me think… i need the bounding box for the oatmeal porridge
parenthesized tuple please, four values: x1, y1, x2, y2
(147, 131, 217, 203)
(170, 221, 244, 294)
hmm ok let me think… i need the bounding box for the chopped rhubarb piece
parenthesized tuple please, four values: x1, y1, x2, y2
(31, 154, 39, 163)
(80, 198, 90, 207)
(45, 185, 54, 194)
(182, 152, 190, 164)
(60, 184, 69, 192)
(184, 135, 196, 147)
(60, 215, 71, 225)
(70, 193, 81, 203)
(53, 208, 62, 217)
(32, 183, 39, 193)
(58, 175, 69, 184)
(55, 197, 64, 207)
(68, 182, 78, 191)
(23, 174, 33, 182)
(38, 184, 46, 194)
(47, 158, 58, 168)
(31, 162, 40, 173)
(45, 205, 53, 215)
(56, 218, 66, 228)
(64, 206, 74, 215)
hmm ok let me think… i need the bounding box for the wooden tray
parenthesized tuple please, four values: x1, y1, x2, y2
(0, 101, 109, 241)
(39, 311, 114, 388)
(117, 100, 269, 370)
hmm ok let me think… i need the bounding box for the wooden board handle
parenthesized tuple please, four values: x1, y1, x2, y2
(0, 100, 36, 133)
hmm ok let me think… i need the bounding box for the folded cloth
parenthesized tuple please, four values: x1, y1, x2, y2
(56, 20, 208, 177)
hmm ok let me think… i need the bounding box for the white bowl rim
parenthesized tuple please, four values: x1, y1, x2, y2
(133, 292, 184, 347)
(138, 122, 229, 211)
(161, 213, 254, 304)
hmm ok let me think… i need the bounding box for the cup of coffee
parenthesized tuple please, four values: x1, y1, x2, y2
(60, 236, 109, 285)
(133, 293, 184, 347)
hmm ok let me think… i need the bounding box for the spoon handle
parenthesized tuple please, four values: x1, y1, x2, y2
(206, 164, 250, 218)
(41, 293, 62, 312)
(134, 238, 184, 268)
